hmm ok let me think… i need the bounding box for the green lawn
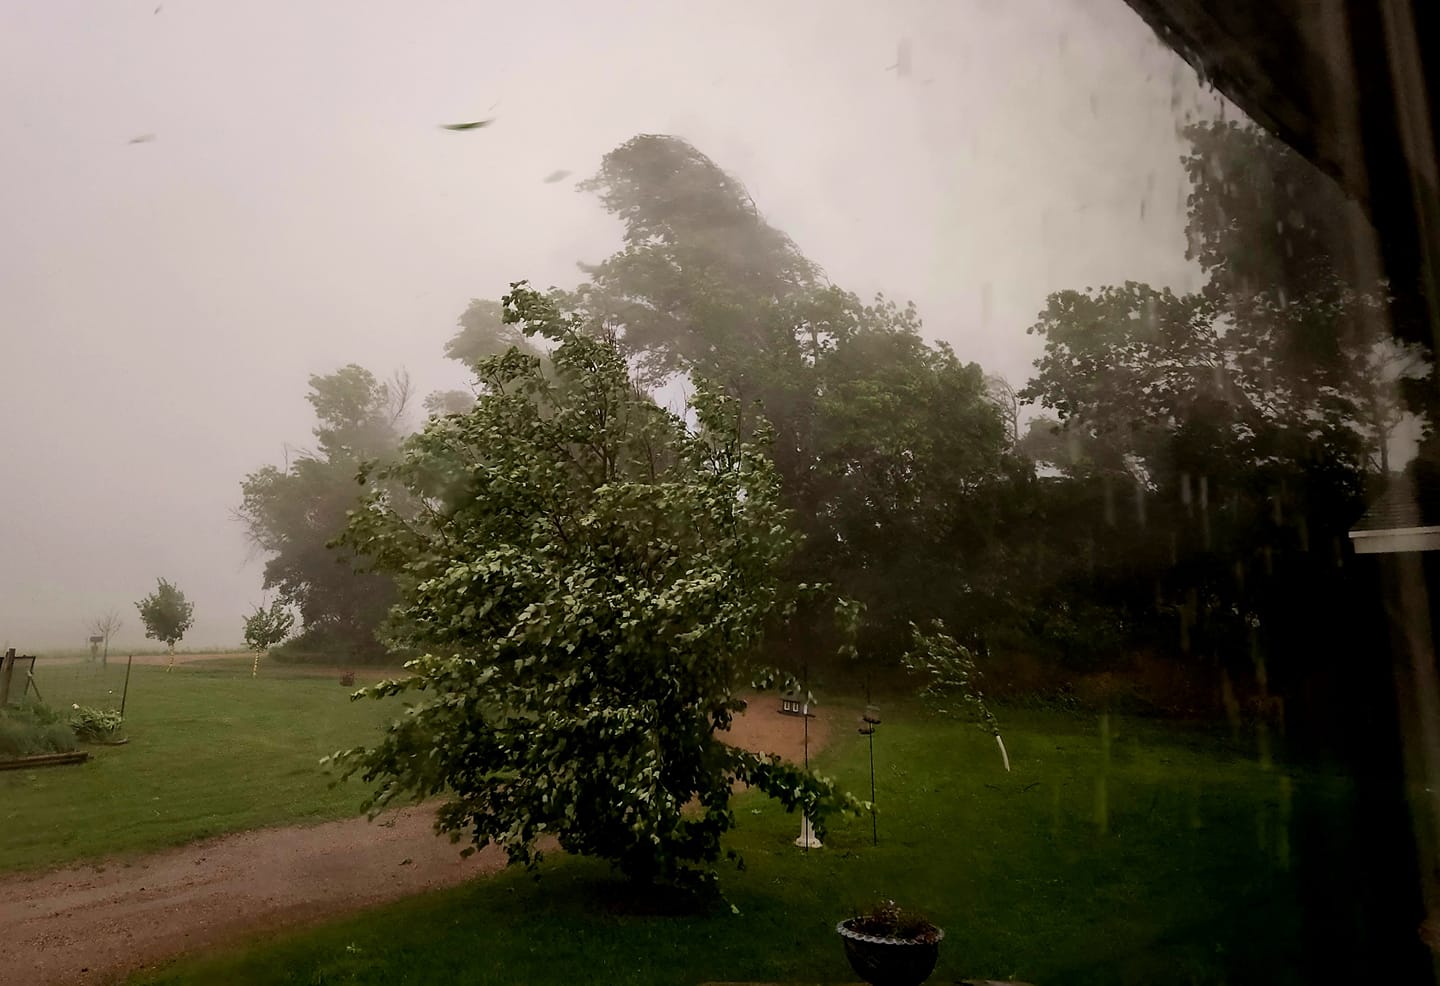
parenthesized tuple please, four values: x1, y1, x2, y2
(130, 705, 1348, 985)
(1, 658, 393, 872)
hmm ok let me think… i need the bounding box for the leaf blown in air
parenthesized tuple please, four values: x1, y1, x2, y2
(439, 118, 495, 132)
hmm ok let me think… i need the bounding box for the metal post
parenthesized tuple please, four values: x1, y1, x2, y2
(868, 729, 878, 846)
(861, 689, 881, 847)
(120, 655, 134, 717)
(802, 662, 809, 852)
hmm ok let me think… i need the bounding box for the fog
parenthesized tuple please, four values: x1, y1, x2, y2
(0, 0, 1217, 650)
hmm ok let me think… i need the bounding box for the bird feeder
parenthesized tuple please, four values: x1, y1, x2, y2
(780, 690, 809, 717)
(859, 703, 881, 845)
(859, 703, 881, 735)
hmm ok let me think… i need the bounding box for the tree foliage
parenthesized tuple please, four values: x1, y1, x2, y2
(902, 621, 1009, 770)
(424, 298, 551, 418)
(1014, 120, 1433, 685)
(902, 621, 1001, 736)
(306, 364, 411, 461)
(573, 134, 818, 385)
(803, 314, 1014, 647)
(444, 298, 542, 367)
(566, 134, 1016, 662)
(242, 600, 295, 653)
(135, 578, 194, 652)
(331, 284, 858, 889)
(1021, 122, 1424, 499)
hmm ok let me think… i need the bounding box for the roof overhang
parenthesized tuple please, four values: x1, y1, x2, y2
(1349, 526, 1440, 555)
(1120, 0, 1439, 351)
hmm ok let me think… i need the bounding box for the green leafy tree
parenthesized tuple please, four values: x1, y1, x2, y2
(136, 578, 194, 670)
(331, 283, 857, 890)
(306, 364, 411, 460)
(443, 298, 542, 367)
(572, 134, 819, 385)
(423, 298, 551, 419)
(1182, 120, 1429, 477)
(568, 134, 1017, 662)
(903, 621, 1009, 770)
(242, 600, 295, 677)
(804, 312, 1014, 649)
(422, 389, 475, 418)
(984, 374, 1022, 448)
(1019, 125, 1416, 518)
(237, 364, 407, 660)
(1025, 122, 1430, 492)
(1015, 415, 1073, 468)
(1015, 121, 1433, 684)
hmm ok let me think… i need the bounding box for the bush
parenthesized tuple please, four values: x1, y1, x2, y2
(268, 625, 401, 665)
(69, 705, 124, 742)
(0, 702, 79, 757)
(1027, 595, 1130, 672)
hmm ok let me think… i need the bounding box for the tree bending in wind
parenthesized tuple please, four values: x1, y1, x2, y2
(903, 621, 1011, 772)
(242, 599, 294, 678)
(566, 133, 1016, 664)
(330, 283, 858, 892)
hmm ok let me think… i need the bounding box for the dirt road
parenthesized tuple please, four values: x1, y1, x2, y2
(0, 695, 831, 985)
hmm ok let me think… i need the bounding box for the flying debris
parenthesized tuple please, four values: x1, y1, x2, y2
(886, 39, 912, 78)
(542, 170, 572, 184)
(128, 133, 156, 144)
(439, 118, 495, 132)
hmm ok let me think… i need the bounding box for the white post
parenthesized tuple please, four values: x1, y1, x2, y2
(794, 815, 823, 849)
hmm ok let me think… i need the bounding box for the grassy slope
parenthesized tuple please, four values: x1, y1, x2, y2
(1, 659, 392, 872)
(131, 706, 1343, 986)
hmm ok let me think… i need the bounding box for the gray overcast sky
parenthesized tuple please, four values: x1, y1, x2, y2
(0, 0, 1221, 650)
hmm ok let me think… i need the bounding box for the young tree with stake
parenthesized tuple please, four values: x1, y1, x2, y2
(136, 579, 195, 672)
(242, 600, 294, 677)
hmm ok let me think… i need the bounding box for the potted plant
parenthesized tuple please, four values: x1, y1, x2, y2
(837, 899, 944, 986)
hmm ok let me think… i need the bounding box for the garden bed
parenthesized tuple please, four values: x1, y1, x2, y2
(0, 751, 90, 771)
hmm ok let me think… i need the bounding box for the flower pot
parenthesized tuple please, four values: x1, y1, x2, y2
(837, 918, 944, 986)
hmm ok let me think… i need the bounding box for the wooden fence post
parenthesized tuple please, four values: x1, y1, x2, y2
(0, 648, 15, 707)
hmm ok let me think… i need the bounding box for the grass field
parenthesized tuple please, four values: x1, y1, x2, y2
(129, 705, 1352, 986)
(0, 657, 393, 872)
